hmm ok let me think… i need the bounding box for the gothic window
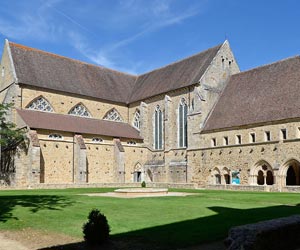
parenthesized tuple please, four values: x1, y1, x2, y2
(26, 96, 54, 112)
(178, 98, 188, 148)
(133, 109, 141, 129)
(68, 103, 91, 117)
(103, 108, 123, 122)
(48, 134, 63, 140)
(154, 105, 163, 150)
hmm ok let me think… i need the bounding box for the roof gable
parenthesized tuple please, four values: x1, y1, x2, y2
(203, 56, 300, 132)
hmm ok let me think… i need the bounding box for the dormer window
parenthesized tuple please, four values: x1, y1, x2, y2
(92, 138, 103, 143)
(48, 134, 63, 140)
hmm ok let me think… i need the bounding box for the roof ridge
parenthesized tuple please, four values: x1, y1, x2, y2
(232, 55, 300, 77)
(137, 43, 223, 77)
(9, 41, 137, 78)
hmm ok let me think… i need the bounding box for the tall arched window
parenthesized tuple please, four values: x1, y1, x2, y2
(178, 98, 188, 148)
(154, 105, 163, 150)
(133, 109, 141, 129)
(103, 108, 123, 122)
(68, 103, 91, 117)
(26, 96, 54, 112)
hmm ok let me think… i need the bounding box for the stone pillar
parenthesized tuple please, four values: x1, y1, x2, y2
(74, 134, 87, 183)
(140, 102, 149, 145)
(114, 138, 125, 183)
(29, 130, 41, 185)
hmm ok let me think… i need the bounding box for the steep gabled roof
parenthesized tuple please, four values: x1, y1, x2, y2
(9, 42, 137, 104)
(203, 56, 300, 132)
(8, 41, 222, 104)
(129, 44, 222, 103)
(17, 109, 142, 140)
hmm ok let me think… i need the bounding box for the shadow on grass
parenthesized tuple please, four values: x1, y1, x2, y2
(37, 204, 300, 250)
(0, 195, 74, 222)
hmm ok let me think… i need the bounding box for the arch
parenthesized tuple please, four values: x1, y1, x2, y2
(281, 159, 300, 186)
(266, 171, 274, 185)
(222, 167, 231, 184)
(68, 103, 91, 117)
(257, 170, 264, 185)
(250, 159, 272, 176)
(132, 109, 141, 130)
(211, 167, 221, 185)
(178, 98, 188, 148)
(133, 163, 143, 182)
(103, 108, 123, 122)
(26, 96, 54, 112)
(250, 160, 274, 186)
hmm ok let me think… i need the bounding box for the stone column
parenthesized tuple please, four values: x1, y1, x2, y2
(29, 130, 41, 185)
(74, 134, 87, 183)
(140, 102, 148, 145)
(114, 138, 125, 183)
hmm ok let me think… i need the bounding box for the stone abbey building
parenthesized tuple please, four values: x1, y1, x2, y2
(1, 39, 300, 191)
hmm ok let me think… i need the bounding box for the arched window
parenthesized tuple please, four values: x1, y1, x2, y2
(68, 103, 91, 117)
(26, 96, 54, 112)
(103, 108, 123, 122)
(154, 105, 163, 150)
(133, 109, 141, 129)
(178, 98, 188, 148)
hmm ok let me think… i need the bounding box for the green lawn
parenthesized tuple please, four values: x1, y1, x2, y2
(1, 188, 300, 248)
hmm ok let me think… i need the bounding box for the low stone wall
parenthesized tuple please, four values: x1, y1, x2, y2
(225, 215, 300, 250)
(0, 182, 196, 190)
(206, 184, 270, 192)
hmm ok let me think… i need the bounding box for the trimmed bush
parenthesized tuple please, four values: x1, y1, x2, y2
(141, 181, 146, 188)
(83, 209, 110, 245)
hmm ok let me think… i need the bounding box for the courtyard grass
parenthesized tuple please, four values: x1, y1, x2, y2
(0, 188, 300, 249)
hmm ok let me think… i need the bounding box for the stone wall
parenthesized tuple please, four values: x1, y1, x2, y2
(21, 86, 129, 122)
(193, 119, 300, 190)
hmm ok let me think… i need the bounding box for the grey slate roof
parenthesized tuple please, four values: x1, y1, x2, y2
(203, 56, 300, 132)
(9, 41, 222, 104)
(17, 109, 143, 140)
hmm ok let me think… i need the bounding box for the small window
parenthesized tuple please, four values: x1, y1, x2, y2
(297, 127, 300, 138)
(211, 138, 216, 147)
(92, 138, 103, 143)
(281, 129, 287, 140)
(1, 67, 5, 77)
(127, 141, 136, 145)
(265, 131, 271, 141)
(223, 136, 228, 146)
(250, 133, 256, 143)
(236, 135, 241, 144)
(48, 134, 63, 140)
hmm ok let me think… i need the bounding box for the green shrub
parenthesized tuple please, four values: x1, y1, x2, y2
(141, 181, 146, 188)
(83, 209, 110, 245)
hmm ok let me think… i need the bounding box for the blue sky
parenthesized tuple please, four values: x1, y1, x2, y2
(0, 0, 299, 74)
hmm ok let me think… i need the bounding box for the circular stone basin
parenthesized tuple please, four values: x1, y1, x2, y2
(114, 188, 168, 197)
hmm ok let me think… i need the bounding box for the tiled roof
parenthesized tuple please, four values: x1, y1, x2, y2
(9, 41, 222, 104)
(203, 56, 300, 132)
(17, 109, 143, 140)
(129, 44, 222, 103)
(10, 42, 137, 104)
